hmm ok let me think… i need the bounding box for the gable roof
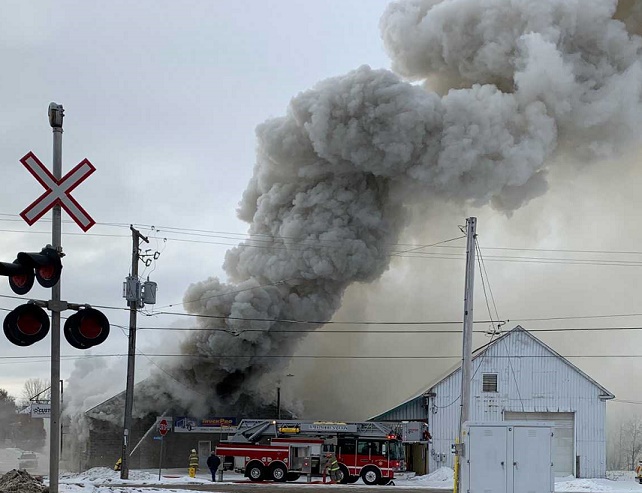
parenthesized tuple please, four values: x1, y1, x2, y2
(369, 325, 614, 420)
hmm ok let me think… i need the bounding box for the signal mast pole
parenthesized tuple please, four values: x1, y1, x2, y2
(120, 226, 149, 479)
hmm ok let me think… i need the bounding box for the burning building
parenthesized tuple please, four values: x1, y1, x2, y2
(64, 0, 642, 469)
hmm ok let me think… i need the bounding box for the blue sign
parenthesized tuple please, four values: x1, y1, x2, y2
(153, 436, 163, 440)
(174, 416, 237, 433)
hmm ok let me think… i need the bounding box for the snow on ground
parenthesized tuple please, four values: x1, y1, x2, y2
(44, 466, 642, 492)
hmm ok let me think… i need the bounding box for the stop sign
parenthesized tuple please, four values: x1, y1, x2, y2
(158, 419, 169, 436)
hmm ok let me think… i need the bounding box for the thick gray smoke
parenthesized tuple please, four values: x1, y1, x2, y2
(143, 0, 642, 415)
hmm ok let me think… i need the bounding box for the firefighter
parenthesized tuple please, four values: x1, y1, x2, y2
(188, 449, 199, 478)
(636, 460, 642, 483)
(114, 458, 122, 471)
(323, 452, 340, 484)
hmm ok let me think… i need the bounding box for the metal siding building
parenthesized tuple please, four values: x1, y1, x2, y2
(372, 326, 613, 478)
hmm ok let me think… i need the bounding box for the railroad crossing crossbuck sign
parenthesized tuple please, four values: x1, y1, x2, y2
(20, 151, 96, 231)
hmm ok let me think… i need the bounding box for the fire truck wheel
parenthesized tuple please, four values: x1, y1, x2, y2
(286, 473, 300, 482)
(269, 463, 287, 482)
(361, 466, 382, 486)
(246, 461, 265, 481)
(337, 465, 350, 484)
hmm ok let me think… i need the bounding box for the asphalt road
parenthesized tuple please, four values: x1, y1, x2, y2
(106, 483, 451, 493)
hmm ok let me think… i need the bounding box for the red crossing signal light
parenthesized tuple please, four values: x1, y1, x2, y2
(64, 308, 110, 349)
(0, 247, 62, 294)
(3, 304, 50, 346)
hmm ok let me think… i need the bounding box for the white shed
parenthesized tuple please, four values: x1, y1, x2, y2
(370, 326, 614, 478)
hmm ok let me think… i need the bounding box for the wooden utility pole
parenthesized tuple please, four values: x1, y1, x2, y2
(455, 217, 477, 493)
(459, 216, 477, 431)
(120, 226, 149, 479)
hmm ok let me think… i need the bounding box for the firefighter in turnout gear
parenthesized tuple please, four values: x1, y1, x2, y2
(323, 452, 340, 483)
(636, 460, 642, 483)
(114, 458, 122, 471)
(188, 449, 199, 478)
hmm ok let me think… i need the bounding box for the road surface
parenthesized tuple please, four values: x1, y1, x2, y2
(106, 483, 450, 493)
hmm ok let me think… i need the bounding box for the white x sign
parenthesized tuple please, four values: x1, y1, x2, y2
(20, 151, 96, 231)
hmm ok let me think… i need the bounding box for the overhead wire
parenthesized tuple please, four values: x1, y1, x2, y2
(5, 213, 642, 266)
(2, 353, 642, 360)
(476, 238, 524, 411)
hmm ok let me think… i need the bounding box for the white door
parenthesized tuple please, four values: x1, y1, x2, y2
(198, 441, 212, 468)
(505, 412, 574, 477)
(467, 426, 508, 493)
(512, 426, 553, 493)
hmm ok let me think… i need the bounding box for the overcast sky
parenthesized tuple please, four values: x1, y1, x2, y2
(1, 0, 642, 423)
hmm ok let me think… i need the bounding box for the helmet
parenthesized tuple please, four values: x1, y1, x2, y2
(191, 449, 196, 453)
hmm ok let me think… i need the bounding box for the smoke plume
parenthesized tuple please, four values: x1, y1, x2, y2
(142, 0, 642, 415)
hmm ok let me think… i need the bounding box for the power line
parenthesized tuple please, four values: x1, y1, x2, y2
(162, 278, 300, 310)
(132, 326, 642, 333)
(5, 214, 642, 266)
(0, 353, 641, 361)
(5, 212, 642, 258)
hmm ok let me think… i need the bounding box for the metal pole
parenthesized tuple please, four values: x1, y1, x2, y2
(60, 379, 63, 452)
(158, 437, 163, 481)
(459, 217, 476, 431)
(277, 386, 281, 420)
(121, 226, 148, 479)
(48, 103, 64, 493)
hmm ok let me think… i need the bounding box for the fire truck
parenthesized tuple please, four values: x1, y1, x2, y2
(215, 419, 406, 485)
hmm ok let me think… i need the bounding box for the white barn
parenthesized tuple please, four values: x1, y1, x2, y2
(371, 326, 614, 478)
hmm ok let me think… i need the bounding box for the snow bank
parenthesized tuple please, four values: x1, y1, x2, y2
(0, 469, 46, 493)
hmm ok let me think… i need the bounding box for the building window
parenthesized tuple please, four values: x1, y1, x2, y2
(482, 373, 498, 392)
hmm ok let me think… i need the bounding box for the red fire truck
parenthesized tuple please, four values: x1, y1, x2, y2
(215, 419, 406, 485)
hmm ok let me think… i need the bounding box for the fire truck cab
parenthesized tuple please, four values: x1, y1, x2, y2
(215, 419, 406, 485)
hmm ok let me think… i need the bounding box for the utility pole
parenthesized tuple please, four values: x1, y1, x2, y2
(459, 216, 477, 431)
(48, 102, 64, 493)
(120, 226, 149, 480)
(455, 217, 476, 493)
(277, 386, 281, 420)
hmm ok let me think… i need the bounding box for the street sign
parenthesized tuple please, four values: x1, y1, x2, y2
(20, 151, 96, 231)
(158, 418, 169, 436)
(153, 436, 162, 440)
(30, 403, 51, 418)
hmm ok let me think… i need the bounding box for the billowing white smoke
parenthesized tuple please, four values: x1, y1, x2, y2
(144, 0, 642, 414)
(62, 357, 126, 468)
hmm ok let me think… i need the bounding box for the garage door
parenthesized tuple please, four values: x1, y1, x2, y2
(504, 411, 574, 477)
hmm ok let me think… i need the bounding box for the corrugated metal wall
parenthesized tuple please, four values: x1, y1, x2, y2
(374, 395, 428, 422)
(388, 329, 609, 478)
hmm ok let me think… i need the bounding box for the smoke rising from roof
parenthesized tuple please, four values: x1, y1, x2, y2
(137, 0, 642, 415)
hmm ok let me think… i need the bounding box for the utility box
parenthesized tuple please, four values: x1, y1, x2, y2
(461, 421, 553, 493)
(401, 421, 426, 442)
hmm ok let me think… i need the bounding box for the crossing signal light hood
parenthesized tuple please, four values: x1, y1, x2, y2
(0, 247, 62, 294)
(3, 304, 50, 346)
(64, 308, 110, 349)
